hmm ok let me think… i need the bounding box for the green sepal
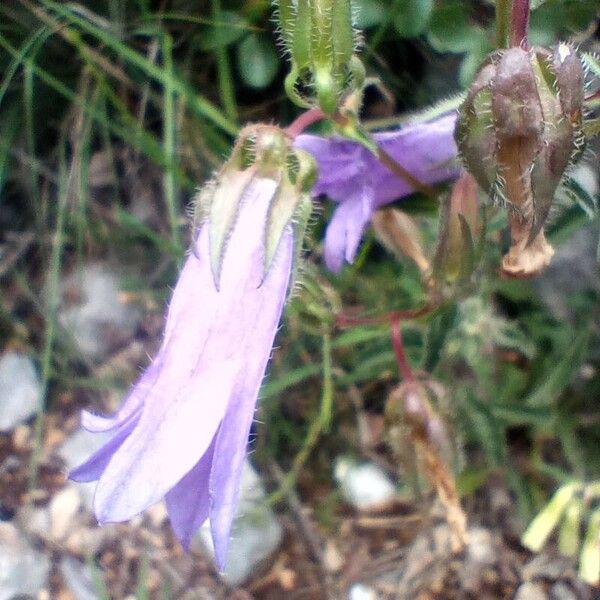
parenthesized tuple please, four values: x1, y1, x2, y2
(347, 55, 366, 91)
(290, 192, 313, 291)
(264, 176, 296, 276)
(276, 0, 296, 50)
(331, 0, 354, 70)
(528, 49, 578, 243)
(457, 214, 476, 285)
(191, 181, 216, 231)
(208, 166, 256, 289)
(285, 68, 312, 108)
(292, 0, 312, 72)
(310, 0, 334, 73)
(263, 148, 317, 276)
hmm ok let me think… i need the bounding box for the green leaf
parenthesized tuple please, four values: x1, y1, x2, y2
(237, 33, 280, 89)
(353, 0, 385, 28)
(525, 327, 590, 408)
(458, 38, 491, 87)
(394, 0, 433, 38)
(422, 304, 457, 373)
(197, 11, 248, 51)
(262, 363, 322, 399)
(427, 2, 486, 54)
(456, 466, 492, 496)
(529, 0, 598, 46)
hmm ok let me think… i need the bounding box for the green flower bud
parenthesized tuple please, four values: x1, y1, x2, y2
(275, 0, 364, 114)
(455, 44, 585, 277)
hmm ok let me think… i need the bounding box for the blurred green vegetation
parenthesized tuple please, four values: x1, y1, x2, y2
(1, 0, 600, 590)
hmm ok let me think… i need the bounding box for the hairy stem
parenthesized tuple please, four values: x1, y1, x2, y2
(510, 0, 530, 47)
(495, 0, 512, 48)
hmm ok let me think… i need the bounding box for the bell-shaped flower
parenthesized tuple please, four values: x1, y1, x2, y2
(295, 113, 460, 272)
(70, 126, 316, 569)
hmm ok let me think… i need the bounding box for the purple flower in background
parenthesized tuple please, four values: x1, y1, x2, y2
(70, 176, 294, 569)
(295, 113, 460, 272)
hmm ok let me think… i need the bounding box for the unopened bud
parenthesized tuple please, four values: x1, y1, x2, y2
(276, 0, 364, 114)
(432, 172, 480, 287)
(385, 380, 449, 455)
(371, 208, 430, 273)
(456, 44, 585, 277)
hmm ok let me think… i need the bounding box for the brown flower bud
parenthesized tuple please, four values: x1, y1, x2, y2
(455, 44, 585, 277)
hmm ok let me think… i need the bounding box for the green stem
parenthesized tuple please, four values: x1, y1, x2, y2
(495, 0, 512, 49)
(212, 0, 237, 122)
(161, 32, 182, 255)
(29, 137, 69, 490)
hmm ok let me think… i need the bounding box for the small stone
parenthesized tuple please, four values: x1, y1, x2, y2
(334, 457, 396, 511)
(12, 425, 32, 451)
(0, 522, 50, 600)
(348, 583, 379, 600)
(180, 587, 216, 600)
(466, 528, 496, 566)
(514, 582, 548, 600)
(58, 264, 142, 361)
(49, 485, 81, 540)
(0, 352, 41, 432)
(60, 556, 99, 600)
(522, 554, 575, 581)
(323, 539, 345, 573)
(550, 582, 578, 600)
(64, 525, 117, 556)
(16, 505, 51, 539)
(192, 460, 282, 586)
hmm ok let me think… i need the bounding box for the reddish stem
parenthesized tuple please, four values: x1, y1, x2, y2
(285, 107, 326, 138)
(510, 0, 530, 47)
(390, 315, 415, 383)
(335, 305, 433, 329)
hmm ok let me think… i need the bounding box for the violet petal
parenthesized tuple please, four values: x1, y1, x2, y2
(166, 434, 216, 550)
(69, 412, 140, 483)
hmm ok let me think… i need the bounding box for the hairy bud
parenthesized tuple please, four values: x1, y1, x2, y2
(432, 172, 480, 288)
(276, 0, 365, 114)
(194, 125, 317, 287)
(456, 44, 585, 277)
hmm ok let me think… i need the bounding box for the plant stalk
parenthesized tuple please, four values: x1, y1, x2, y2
(510, 0, 530, 47)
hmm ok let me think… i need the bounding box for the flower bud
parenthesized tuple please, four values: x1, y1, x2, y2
(455, 44, 585, 277)
(194, 125, 317, 287)
(385, 380, 449, 457)
(276, 0, 364, 114)
(432, 172, 480, 287)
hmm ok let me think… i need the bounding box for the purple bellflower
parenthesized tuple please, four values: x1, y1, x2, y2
(295, 113, 460, 272)
(70, 126, 316, 569)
